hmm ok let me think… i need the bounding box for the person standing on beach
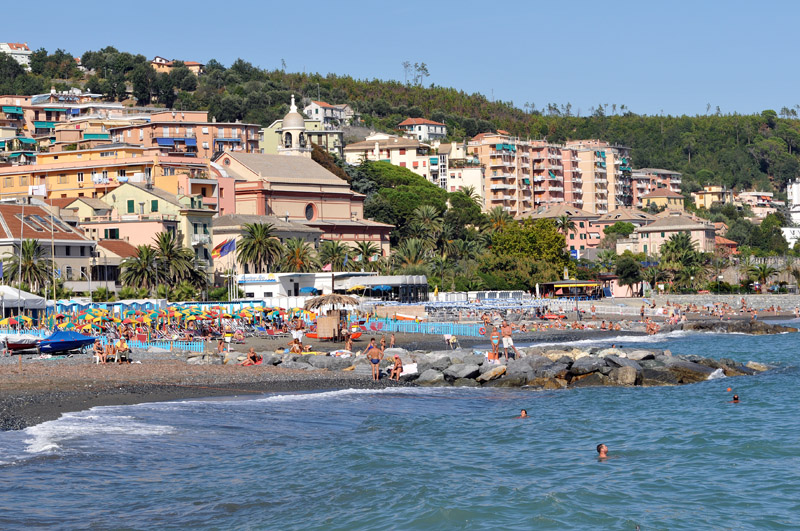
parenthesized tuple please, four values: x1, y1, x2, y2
(590, 304, 596, 319)
(500, 320, 520, 361)
(364, 338, 383, 381)
(489, 326, 500, 362)
(389, 333, 395, 348)
(640, 305, 645, 321)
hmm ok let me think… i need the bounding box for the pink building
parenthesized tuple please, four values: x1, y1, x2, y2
(518, 204, 601, 255)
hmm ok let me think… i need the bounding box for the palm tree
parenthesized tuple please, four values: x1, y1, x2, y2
(641, 265, 665, 288)
(487, 206, 514, 232)
(282, 238, 319, 272)
(2, 239, 54, 293)
(92, 286, 115, 303)
(596, 249, 617, 273)
(555, 214, 576, 235)
(120, 245, 160, 292)
(354, 241, 381, 271)
(152, 231, 194, 287)
(236, 223, 284, 274)
(392, 238, 429, 274)
(453, 185, 481, 207)
(411, 205, 443, 245)
(749, 263, 778, 293)
(319, 240, 351, 271)
(118, 286, 150, 299)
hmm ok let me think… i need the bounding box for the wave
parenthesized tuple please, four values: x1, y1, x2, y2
(23, 412, 175, 455)
(522, 329, 691, 348)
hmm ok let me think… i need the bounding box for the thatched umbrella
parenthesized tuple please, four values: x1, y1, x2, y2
(304, 293, 359, 312)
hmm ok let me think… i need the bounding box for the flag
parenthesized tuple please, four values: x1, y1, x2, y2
(55, 268, 61, 278)
(0, 261, 3, 279)
(211, 239, 229, 259)
(343, 254, 349, 267)
(322, 263, 332, 272)
(219, 238, 236, 258)
(355, 254, 362, 262)
(369, 254, 379, 262)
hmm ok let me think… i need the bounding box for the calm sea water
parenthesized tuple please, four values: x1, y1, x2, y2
(1, 328, 799, 530)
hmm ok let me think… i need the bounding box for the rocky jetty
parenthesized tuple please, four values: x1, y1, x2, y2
(231, 346, 770, 389)
(660, 320, 797, 335)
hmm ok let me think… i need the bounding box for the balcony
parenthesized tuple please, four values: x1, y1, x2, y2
(549, 164, 563, 171)
(550, 186, 564, 192)
(533, 176, 545, 183)
(534, 186, 546, 192)
(520, 163, 530, 169)
(490, 184, 514, 191)
(548, 154, 563, 159)
(191, 234, 211, 246)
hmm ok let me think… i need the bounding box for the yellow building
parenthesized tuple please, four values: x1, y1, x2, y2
(0, 145, 211, 200)
(692, 185, 734, 209)
(643, 188, 685, 211)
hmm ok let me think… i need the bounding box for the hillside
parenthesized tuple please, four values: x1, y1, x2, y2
(5, 47, 800, 194)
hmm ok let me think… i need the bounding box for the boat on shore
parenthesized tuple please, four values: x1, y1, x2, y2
(1, 334, 41, 352)
(39, 330, 97, 354)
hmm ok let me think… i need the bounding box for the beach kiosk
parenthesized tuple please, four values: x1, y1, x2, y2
(541, 280, 602, 300)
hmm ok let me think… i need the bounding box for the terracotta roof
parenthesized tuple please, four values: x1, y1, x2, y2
(497, 129, 511, 135)
(47, 197, 79, 209)
(311, 100, 333, 108)
(98, 239, 139, 258)
(67, 197, 112, 211)
(398, 118, 445, 127)
(0, 204, 90, 241)
(638, 214, 713, 232)
(596, 208, 655, 224)
(517, 203, 599, 220)
(5, 43, 30, 51)
(715, 236, 738, 246)
(183, 61, 203, 66)
(643, 188, 683, 199)
(217, 152, 349, 186)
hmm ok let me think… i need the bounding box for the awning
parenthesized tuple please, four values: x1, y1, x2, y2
(552, 282, 601, 288)
(33, 121, 56, 129)
(215, 138, 241, 142)
(2, 106, 23, 114)
(429, 157, 438, 165)
(185, 138, 197, 147)
(156, 138, 175, 146)
(43, 108, 65, 112)
(69, 108, 80, 115)
(18, 138, 36, 144)
(83, 133, 110, 140)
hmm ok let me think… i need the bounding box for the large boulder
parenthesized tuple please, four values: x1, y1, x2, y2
(641, 368, 679, 386)
(609, 366, 638, 386)
(453, 378, 480, 387)
(484, 375, 526, 388)
(505, 359, 534, 379)
(596, 348, 626, 358)
(383, 348, 409, 357)
(524, 355, 552, 371)
(476, 365, 506, 382)
(534, 362, 569, 379)
(443, 363, 481, 380)
(460, 353, 486, 366)
(746, 361, 769, 372)
(261, 353, 282, 366)
(663, 359, 715, 383)
(279, 360, 315, 371)
(307, 356, 352, 370)
(570, 356, 608, 375)
(605, 355, 642, 372)
(543, 349, 571, 361)
(627, 350, 655, 361)
(569, 372, 613, 387)
(417, 369, 446, 386)
(526, 377, 567, 390)
(428, 356, 452, 371)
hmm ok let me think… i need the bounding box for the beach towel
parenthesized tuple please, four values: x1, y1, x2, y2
(400, 363, 417, 376)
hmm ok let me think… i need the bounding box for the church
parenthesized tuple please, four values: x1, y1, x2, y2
(212, 96, 392, 257)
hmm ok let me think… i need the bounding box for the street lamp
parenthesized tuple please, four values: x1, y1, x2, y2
(80, 269, 92, 301)
(690, 276, 695, 293)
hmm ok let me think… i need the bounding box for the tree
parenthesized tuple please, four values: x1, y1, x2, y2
(319, 240, 351, 271)
(237, 223, 283, 274)
(615, 255, 642, 296)
(554, 214, 576, 235)
(596, 249, 617, 272)
(603, 222, 635, 237)
(2, 240, 54, 293)
(392, 238, 429, 274)
(281, 238, 319, 272)
(120, 245, 160, 293)
(92, 286, 115, 302)
(487, 206, 514, 232)
(152, 231, 194, 287)
(748, 263, 777, 292)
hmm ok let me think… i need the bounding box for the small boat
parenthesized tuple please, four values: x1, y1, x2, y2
(305, 332, 318, 339)
(542, 314, 567, 320)
(395, 314, 421, 321)
(1, 334, 41, 351)
(39, 330, 97, 354)
(350, 331, 363, 340)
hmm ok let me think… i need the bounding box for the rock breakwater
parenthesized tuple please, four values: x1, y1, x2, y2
(232, 346, 770, 389)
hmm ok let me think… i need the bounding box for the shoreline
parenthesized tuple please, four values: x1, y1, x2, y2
(0, 322, 785, 432)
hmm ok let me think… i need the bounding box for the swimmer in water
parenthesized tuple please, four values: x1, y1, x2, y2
(518, 409, 528, 418)
(597, 443, 608, 459)
(730, 394, 739, 403)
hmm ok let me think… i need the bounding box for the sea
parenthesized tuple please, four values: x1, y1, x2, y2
(1, 326, 799, 530)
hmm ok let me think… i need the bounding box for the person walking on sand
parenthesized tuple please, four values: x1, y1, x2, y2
(500, 320, 520, 361)
(389, 333, 395, 348)
(489, 326, 500, 362)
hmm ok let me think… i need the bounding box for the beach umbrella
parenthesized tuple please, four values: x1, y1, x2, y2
(0, 317, 18, 326)
(16, 315, 32, 322)
(304, 294, 359, 311)
(122, 318, 134, 324)
(372, 285, 392, 291)
(299, 286, 319, 294)
(347, 285, 366, 292)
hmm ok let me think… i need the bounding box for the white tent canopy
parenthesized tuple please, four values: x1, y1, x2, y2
(0, 285, 46, 310)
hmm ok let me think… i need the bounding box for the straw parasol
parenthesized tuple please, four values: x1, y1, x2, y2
(304, 294, 359, 311)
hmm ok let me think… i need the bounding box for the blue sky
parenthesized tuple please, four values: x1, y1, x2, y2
(5, 0, 797, 116)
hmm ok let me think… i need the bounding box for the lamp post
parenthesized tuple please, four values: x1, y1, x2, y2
(690, 275, 695, 293)
(80, 269, 92, 301)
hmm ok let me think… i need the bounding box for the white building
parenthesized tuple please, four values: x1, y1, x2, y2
(343, 133, 433, 180)
(437, 141, 485, 204)
(303, 100, 353, 126)
(0, 42, 32, 69)
(397, 118, 447, 142)
(788, 179, 800, 225)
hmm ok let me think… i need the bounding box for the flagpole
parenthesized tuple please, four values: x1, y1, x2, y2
(17, 197, 25, 331)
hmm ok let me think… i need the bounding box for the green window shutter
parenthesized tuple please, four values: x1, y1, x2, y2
(103, 229, 109, 239)
(127, 199, 134, 214)
(151, 199, 158, 212)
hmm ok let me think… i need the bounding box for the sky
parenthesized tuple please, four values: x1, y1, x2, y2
(4, 0, 798, 116)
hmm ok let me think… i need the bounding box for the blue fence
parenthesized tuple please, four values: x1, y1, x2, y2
(98, 336, 205, 353)
(366, 318, 484, 337)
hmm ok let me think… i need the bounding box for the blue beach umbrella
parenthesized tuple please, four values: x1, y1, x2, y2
(372, 285, 392, 291)
(299, 287, 319, 294)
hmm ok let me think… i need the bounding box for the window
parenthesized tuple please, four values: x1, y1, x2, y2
(163, 126, 169, 136)
(203, 223, 208, 235)
(102, 170, 108, 180)
(145, 168, 152, 178)
(3, 177, 11, 188)
(19, 176, 27, 186)
(139, 130, 143, 140)
(202, 127, 208, 134)
(579, 221, 584, 228)
(65, 266, 72, 280)
(570, 234, 575, 240)
(104, 228, 119, 239)
(151, 200, 158, 212)
(59, 174, 68, 184)
(399, 162, 406, 167)
(65, 246, 71, 256)
(127, 199, 135, 214)
(202, 142, 209, 149)
(80, 246, 85, 256)
(661, 232, 665, 238)
(163, 167, 175, 176)
(305, 204, 315, 221)
(118, 170, 126, 178)
(186, 127, 193, 137)
(399, 148, 406, 155)
(77, 172, 84, 183)
(644, 245, 648, 254)
(127, 130, 131, 138)
(193, 223, 199, 235)
(100, 151, 115, 157)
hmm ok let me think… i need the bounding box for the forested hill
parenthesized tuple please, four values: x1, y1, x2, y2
(5, 46, 800, 194)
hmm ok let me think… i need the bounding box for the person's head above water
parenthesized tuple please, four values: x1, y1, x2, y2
(520, 409, 527, 417)
(732, 394, 739, 402)
(597, 444, 608, 457)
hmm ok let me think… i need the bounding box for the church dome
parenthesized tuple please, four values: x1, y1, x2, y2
(282, 94, 305, 130)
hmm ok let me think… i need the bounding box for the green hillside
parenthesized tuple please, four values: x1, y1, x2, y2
(5, 47, 800, 194)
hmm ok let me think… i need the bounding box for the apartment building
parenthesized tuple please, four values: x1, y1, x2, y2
(564, 140, 632, 214)
(468, 132, 522, 215)
(436, 142, 484, 199)
(0, 43, 32, 68)
(150, 56, 205, 75)
(631, 168, 681, 208)
(617, 212, 716, 255)
(0, 144, 212, 201)
(397, 118, 447, 142)
(691, 185, 734, 210)
(643, 188, 685, 211)
(343, 133, 433, 179)
(518, 204, 601, 255)
(736, 191, 781, 218)
(108, 110, 262, 158)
